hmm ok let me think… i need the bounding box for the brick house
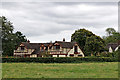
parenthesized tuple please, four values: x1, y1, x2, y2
(14, 39, 84, 57)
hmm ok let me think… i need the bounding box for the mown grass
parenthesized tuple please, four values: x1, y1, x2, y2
(2, 62, 118, 78)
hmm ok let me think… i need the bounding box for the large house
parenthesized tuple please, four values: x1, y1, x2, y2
(106, 41, 120, 53)
(14, 39, 84, 57)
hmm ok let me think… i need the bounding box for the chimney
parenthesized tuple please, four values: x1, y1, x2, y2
(27, 40, 30, 43)
(63, 38, 65, 42)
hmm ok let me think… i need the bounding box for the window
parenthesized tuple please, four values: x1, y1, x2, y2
(56, 45, 60, 49)
(70, 54, 74, 57)
(45, 47, 48, 50)
(49, 46, 52, 49)
(74, 46, 78, 52)
(21, 46, 24, 50)
(78, 54, 82, 57)
(54, 45, 60, 50)
(41, 47, 44, 50)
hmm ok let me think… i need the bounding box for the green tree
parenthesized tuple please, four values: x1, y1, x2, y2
(103, 28, 120, 45)
(14, 31, 27, 48)
(106, 28, 116, 36)
(1, 16, 27, 56)
(71, 29, 95, 50)
(1, 16, 14, 56)
(71, 28, 104, 51)
(84, 36, 105, 56)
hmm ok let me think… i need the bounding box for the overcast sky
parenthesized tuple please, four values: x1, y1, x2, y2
(1, 2, 118, 43)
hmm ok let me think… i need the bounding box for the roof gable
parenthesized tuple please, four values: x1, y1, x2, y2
(106, 43, 119, 51)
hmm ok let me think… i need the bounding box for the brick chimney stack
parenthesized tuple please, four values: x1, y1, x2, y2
(27, 40, 30, 43)
(63, 38, 65, 42)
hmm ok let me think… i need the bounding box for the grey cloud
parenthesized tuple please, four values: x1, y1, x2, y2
(53, 2, 117, 6)
(1, 2, 118, 42)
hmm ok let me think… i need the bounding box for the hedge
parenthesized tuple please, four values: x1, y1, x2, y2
(1, 57, 118, 63)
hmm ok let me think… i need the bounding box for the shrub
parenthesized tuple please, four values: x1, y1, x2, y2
(100, 51, 119, 58)
(1, 57, 118, 63)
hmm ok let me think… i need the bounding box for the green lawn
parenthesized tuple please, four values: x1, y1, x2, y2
(2, 62, 118, 78)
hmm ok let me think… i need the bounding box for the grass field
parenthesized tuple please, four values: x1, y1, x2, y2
(2, 62, 118, 78)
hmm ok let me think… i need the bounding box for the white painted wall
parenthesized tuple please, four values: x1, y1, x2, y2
(78, 47, 84, 57)
(74, 54, 78, 57)
(62, 48, 70, 53)
(59, 55, 66, 57)
(67, 45, 84, 57)
(30, 54, 37, 57)
(63, 48, 66, 53)
(14, 49, 35, 55)
(115, 45, 120, 51)
(67, 48, 74, 57)
(109, 47, 113, 53)
(52, 55, 57, 57)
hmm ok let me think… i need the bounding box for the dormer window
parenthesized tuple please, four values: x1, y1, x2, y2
(41, 47, 44, 50)
(21, 46, 25, 50)
(56, 45, 60, 49)
(54, 45, 60, 50)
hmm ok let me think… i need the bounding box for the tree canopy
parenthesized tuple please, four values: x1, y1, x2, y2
(103, 28, 120, 45)
(84, 36, 105, 56)
(71, 28, 105, 56)
(1, 16, 27, 56)
(106, 28, 116, 36)
(71, 29, 95, 50)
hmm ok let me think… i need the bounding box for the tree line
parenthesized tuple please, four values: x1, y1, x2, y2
(71, 28, 120, 56)
(1, 16, 120, 56)
(1, 16, 27, 56)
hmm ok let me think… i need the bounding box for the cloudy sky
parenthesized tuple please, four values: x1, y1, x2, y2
(1, 2, 118, 43)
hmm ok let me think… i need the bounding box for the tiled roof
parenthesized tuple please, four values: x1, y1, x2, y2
(54, 41, 76, 48)
(41, 43, 50, 47)
(106, 43, 119, 51)
(22, 41, 78, 49)
(22, 42, 33, 49)
(22, 42, 51, 49)
(30, 43, 41, 49)
(21, 41, 79, 54)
